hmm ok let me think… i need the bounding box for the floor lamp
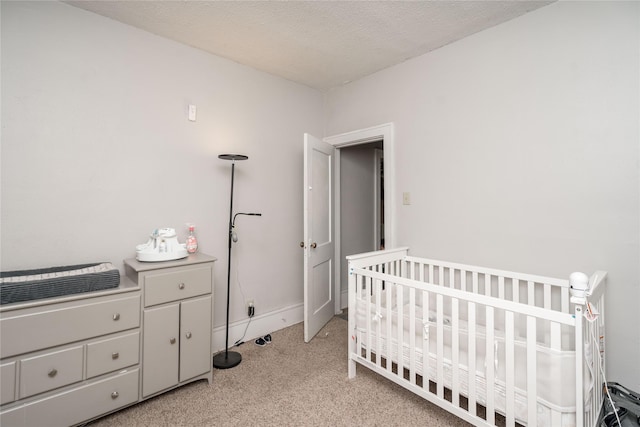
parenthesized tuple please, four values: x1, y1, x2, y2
(213, 153, 259, 369)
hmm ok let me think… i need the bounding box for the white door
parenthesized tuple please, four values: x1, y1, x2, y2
(303, 133, 335, 342)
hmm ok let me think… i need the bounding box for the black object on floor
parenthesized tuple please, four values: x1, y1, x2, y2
(255, 334, 272, 347)
(600, 382, 640, 427)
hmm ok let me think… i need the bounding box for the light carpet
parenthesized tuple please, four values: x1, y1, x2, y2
(88, 316, 470, 426)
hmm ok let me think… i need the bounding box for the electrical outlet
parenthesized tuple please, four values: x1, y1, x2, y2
(247, 300, 255, 317)
(403, 192, 411, 205)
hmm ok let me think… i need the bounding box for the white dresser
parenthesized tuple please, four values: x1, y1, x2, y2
(124, 253, 215, 399)
(0, 282, 141, 427)
(0, 253, 215, 426)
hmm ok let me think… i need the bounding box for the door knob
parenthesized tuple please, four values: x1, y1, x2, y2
(310, 242, 317, 249)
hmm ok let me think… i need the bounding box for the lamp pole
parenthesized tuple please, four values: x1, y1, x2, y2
(213, 154, 247, 369)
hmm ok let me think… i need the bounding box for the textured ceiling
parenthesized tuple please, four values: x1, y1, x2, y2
(65, 1, 554, 91)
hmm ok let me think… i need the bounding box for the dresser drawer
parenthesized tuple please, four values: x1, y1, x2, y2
(87, 331, 140, 379)
(1, 294, 140, 358)
(22, 368, 139, 427)
(0, 404, 24, 427)
(1, 361, 17, 405)
(144, 266, 211, 307)
(19, 346, 83, 398)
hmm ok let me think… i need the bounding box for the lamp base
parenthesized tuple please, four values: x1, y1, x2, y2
(213, 350, 242, 369)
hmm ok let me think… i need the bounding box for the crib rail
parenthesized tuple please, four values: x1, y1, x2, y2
(403, 256, 571, 315)
(347, 249, 607, 427)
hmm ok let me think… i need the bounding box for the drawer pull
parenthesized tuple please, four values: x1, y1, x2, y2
(112, 352, 120, 360)
(170, 337, 176, 345)
(112, 313, 121, 321)
(48, 368, 58, 378)
(111, 391, 119, 399)
(186, 332, 192, 339)
(178, 282, 185, 290)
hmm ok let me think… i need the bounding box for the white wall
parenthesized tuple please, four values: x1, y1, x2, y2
(325, 1, 640, 388)
(1, 1, 323, 332)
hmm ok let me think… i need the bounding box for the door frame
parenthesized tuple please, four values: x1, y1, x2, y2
(323, 123, 395, 313)
(373, 148, 384, 251)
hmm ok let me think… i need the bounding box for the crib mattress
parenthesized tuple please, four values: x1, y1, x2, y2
(0, 263, 120, 305)
(355, 299, 592, 426)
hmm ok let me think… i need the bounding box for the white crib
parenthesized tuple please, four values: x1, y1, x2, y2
(347, 247, 607, 427)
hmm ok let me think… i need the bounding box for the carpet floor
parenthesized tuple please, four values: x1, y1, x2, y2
(88, 316, 470, 426)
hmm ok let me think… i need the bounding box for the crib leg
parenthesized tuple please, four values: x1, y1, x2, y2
(348, 357, 356, 379)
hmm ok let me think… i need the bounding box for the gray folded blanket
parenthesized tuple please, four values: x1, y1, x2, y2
(1, 263, 120, 305)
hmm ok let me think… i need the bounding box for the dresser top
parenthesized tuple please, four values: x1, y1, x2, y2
(123, 252, 216, 273)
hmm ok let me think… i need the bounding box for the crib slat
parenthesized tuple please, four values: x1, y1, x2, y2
(485, 273, 492, 296)
(544, 283, 551, 310)
(397, 284, 404, 376)
(498, 276, 505, 300)
(452, 298, 460, 407)
(468, 302, 477, 416)
(366, 277, 382, 360)
(375, 279, 383, 369)
(485, 306, 495, 425)
(365, 276, 372, 363)
(527, 315, 538, 426)
(385, 281, 392, 374)
(348, 270, 356, 379)
(429, 264, 434, 284)
(513, 278, 520, 304)
(449, 267, 455, 288)
(436, 294, 444, 398)
(527, 280, 535, 306)
(354, 274, 362, 370)
(438, 265, 444, 286)
(409, 287, 416, 384)
(505, 311, 515, 427)
(473, 271, 479, 294)
(422, 290, 430, 392)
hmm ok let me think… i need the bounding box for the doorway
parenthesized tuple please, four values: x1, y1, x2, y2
(339, 141, 383, 307)
(323, 123, 395, 313)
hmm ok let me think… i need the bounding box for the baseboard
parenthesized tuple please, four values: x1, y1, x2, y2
(341, 289, 348, 309)
(212, 303, 303, 353)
